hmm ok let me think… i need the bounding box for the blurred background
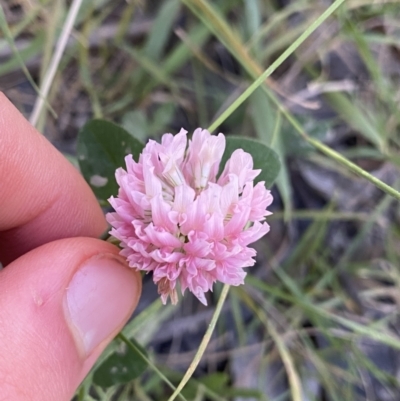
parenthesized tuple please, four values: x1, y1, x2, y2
(2, 0, 400, 400)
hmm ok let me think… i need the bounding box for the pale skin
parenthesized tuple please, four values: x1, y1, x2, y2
(0, 93, 142, 400)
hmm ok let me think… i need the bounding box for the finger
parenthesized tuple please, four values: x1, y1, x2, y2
(0, 93, 107, 264)
(0, 237, 141, 401)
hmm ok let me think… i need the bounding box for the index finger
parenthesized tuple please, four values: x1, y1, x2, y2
(0, 93, 107, 265)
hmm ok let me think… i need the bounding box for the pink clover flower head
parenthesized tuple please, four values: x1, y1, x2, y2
(107, 128, 273, 305)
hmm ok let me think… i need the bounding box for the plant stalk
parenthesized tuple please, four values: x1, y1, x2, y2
(167, 284, 230, 401)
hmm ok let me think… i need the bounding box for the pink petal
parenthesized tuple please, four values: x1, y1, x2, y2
(218, 149, 260, 191)
(184, 129, 226, 189)
(144, 223, 182, 248)
(107, 127, 273, 306)
(150, 194, 176, 233)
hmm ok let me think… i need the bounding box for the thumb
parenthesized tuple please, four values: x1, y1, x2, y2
(0, 237, 141, 401)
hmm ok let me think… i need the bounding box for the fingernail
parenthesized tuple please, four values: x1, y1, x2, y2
(64, 254, 140, 356)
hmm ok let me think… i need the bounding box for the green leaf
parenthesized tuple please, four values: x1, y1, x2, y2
(121, 110, 148, 142)
(220, 136, 281, 188)
(93, 337, 148, 388)
(77, 119, 144, 201)
(250, 88, 276, 146)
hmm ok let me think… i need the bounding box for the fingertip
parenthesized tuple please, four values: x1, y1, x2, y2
(0, 95, 107, 264)
(0, 238, 141, 401)
(64, 253, 141, 357)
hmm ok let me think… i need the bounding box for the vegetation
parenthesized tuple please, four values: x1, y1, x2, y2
(2, 0, 400, 400)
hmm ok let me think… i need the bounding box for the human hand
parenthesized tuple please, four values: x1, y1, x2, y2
(0, 93, 142, 400)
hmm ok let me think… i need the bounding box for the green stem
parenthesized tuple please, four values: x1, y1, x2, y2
(264, 89, 400, 202)
(270, 210, 368, 221)
(167, 284, 230, 401)
(29, 0, 84, 126)
(309, 137, 400, 200)
(207, 0, 346, 132)
(242, 292, 303, 401)
(202, 0, 400, 202)
(117, 333, 187, 401)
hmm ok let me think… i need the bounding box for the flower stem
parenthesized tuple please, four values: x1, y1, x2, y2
(167, 284, 230, 401)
